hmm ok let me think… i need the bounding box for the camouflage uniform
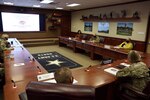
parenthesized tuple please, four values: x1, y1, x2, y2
(89, 36, 100, 42)
(116, 62, 150, 91)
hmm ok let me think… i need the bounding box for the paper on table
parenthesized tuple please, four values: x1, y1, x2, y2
(120, 63, 130, 67)
(44, 79, 78, 84)
(104, 45, 110, 49)
(37, 73, 54, 81)
(113, 46, 120, 49)
(104, 67, 119, 75)
(14, 63, 25, 67)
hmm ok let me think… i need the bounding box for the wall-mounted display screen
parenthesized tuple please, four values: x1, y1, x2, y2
(0, 12, 45, 32)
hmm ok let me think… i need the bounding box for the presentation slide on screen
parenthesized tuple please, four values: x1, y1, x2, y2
(2, 12, 40, 32)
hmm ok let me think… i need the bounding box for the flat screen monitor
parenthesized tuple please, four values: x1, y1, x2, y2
(0, 12, 45, 32)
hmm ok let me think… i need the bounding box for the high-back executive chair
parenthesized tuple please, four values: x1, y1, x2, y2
(20, 81, 95, 100)
(117, 81, 150, 100)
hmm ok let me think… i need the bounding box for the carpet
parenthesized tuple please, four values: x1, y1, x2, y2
(32, 52, 82, 72)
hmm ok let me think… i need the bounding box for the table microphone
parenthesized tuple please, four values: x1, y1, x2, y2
(32, 58, 35, 61)
(85, 65, 92, 72)
(28, 57, 32, 61)
(21, 46, 24, 50)
(37, 66, 41, 73)
(11, 80, 16, 88)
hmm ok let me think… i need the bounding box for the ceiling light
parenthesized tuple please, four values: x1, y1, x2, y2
(66, 3, 80, 7)
(33, 5, 41, 7)
(40, 0, 54, 4)
(4, 2, 14, 5)
(56, 7, 63, 9)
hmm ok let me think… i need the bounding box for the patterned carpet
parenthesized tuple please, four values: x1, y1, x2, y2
(32, 51, 82, 72)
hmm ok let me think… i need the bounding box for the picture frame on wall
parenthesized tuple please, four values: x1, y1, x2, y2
(84, 22, 93, 32)
(98, 22, 109, 33)
(117, 22, 133, 36)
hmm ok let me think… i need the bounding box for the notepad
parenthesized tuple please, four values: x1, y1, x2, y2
(37, 73, 54, 81)
(120, 63, 130, 67)
(44, 79, 78, 84)
(104, 67, 119, 75)
(104, 45, 110, 49)
(14, 63, 25, 67)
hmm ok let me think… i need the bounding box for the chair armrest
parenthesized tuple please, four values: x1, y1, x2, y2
(121, 83, 150, 99)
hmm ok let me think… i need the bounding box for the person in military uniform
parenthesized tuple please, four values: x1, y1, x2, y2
(116, 50, 150, 91)
(118, 38, 133, 50)
(0, 34, 13, 63)
(89, 33, 100, 43)
(54, 67, 73, 84)
(0, 34, 11, 50)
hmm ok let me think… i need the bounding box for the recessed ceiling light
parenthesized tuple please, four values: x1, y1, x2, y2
(4, 2, 14, 5)
(66, 3, 80, 7)
(40, 0, 54, 4)
(56, 7, 63, 9)
(33, 5, 41, 7)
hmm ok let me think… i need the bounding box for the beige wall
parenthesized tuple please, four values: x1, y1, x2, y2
(71, 1, 150, 42)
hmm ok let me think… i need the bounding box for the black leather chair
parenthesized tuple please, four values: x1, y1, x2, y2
(0, 68, 5, 89)
(99, 37, 105, 43)
(117, 81, 150, 100)
(20, 81, 95, 100)
(19, 92, 28, 100)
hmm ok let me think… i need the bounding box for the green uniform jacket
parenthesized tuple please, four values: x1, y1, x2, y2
(116, 62, 150, 91)
(89, 36, 100, 42)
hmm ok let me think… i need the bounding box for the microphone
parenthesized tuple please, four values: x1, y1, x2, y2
(37, 66, 42, 73)
(85, 65, 92, 72)
(28, 57, 32, 62)
(11, 80, 17, 88)
(32, 58, 35, 61)
(21, 46, 24, 50)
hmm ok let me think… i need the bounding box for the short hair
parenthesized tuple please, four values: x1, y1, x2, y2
(126, 38, 131, 42)
(54, 67, 73, 84)
(1, 34, 9, 39)
(128, 50, 141, 63)
(77, 30, 82, 34)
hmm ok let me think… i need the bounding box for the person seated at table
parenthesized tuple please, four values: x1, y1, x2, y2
(75, 30, 82, 40)
(0, 34, 14, 50)
(89, 33, 100, 43)
(54, 67, 73, 84)
(118, 38, 133, 50)
(0, 34, 13, 62)
(116, 50, 150, 91)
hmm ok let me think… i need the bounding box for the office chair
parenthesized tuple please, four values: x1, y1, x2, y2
(99, 37, 105, 43)
(19, 92, 28, 100)
(24, 81, 95, 100)
(0, 68, 5, 89)
(117, 81, 150, 100)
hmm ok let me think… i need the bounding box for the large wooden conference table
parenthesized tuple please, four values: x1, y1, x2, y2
(59, 36, 149, 60)
(3, 38, 150, 100)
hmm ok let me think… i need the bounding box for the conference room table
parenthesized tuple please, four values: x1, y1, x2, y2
(3, 38, 150, 100)
(59, 36, 148, 60)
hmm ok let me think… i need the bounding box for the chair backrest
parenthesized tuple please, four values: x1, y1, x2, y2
(26, 81, 95, 100)
(99, 37, 105, 43)
(142, 80, 150, 95)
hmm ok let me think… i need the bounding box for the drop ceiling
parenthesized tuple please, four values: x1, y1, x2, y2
(0, 0, 147, 11)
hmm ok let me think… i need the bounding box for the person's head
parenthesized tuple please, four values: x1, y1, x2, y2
(126, 38, 131, 43)
(1, 34, 9, 40)
(92, 33, 96, 36)
(77, 30, 82, 34)
(128, 50, 141, 63)
(54, 67, 73, 84)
